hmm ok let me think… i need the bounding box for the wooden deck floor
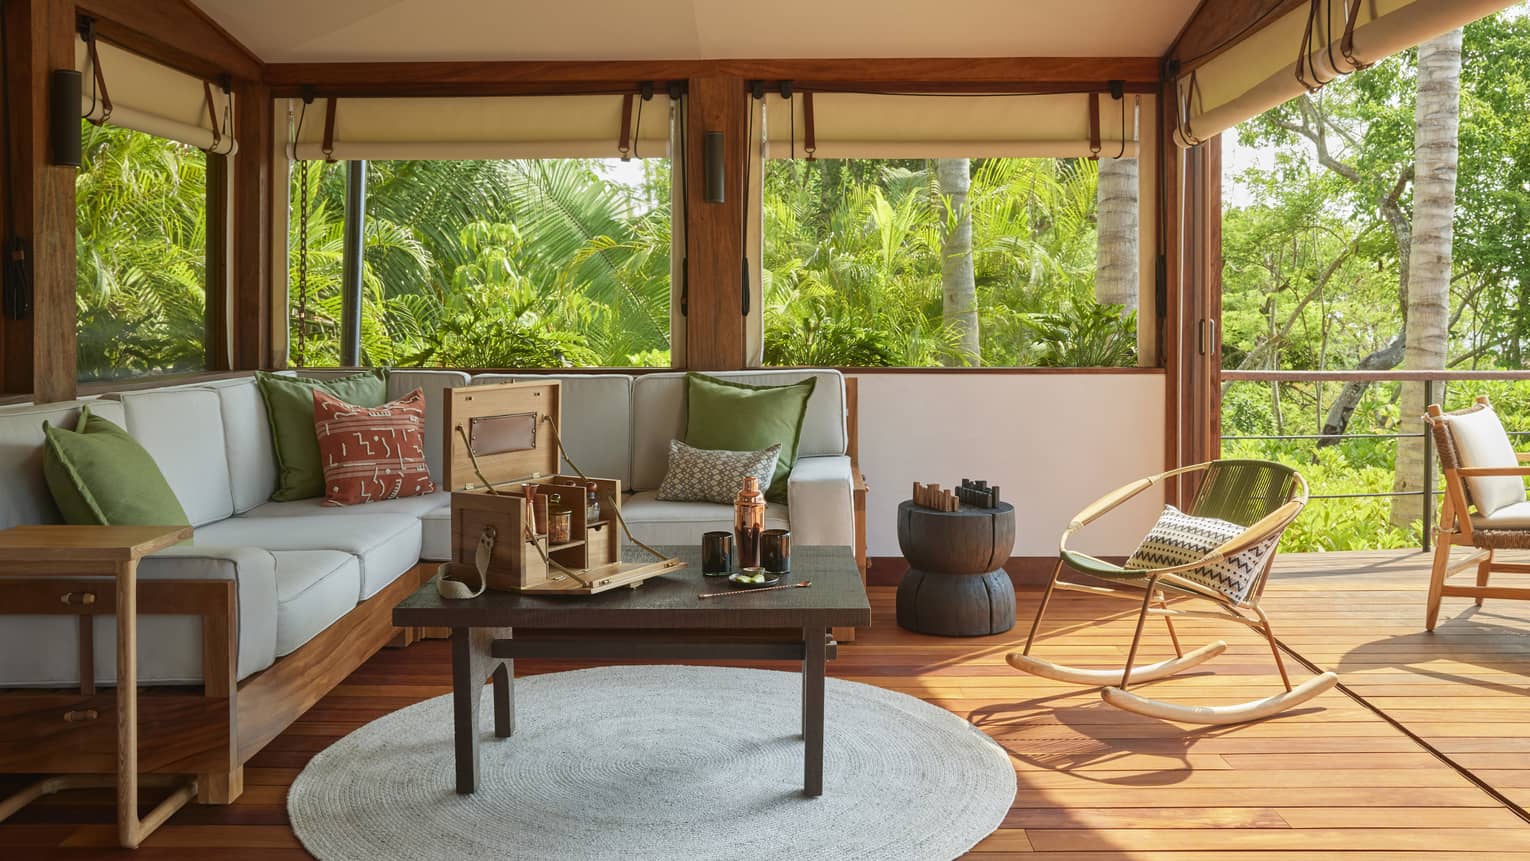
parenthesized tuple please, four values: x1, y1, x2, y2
(5, 549, 1530, 858)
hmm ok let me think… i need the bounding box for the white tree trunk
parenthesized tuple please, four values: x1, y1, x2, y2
(1392, 30, 1462, 528)
(937, 158, 979, 365)
(1094, 157, 1139, 313)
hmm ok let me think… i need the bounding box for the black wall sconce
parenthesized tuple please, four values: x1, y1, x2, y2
(50, 68, 81, 167)
(703, 131, 725, 203)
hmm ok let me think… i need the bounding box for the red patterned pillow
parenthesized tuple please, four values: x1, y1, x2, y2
(313, 387, 437, 506)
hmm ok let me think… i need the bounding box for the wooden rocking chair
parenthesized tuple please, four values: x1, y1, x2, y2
(1423, 396, 1530, 631)
(1007, 459, 1338, 725)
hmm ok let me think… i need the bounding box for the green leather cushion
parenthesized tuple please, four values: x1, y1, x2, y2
(684, 373, 816, 503)
(43, 405, 190, 527)
(256, 369, 389, 501)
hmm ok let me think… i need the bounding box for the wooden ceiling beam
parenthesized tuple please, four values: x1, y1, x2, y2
(1165, 0, 1304, 73)
(75, 0, 263, 81)
(265, 56, 1162, 98)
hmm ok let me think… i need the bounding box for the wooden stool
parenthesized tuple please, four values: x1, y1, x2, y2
(895, 500, 1016, 637)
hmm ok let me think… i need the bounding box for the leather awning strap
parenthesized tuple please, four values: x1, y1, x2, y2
(802, 91, 816, 161)
(322, 97, 337, 162)
(618, 93, 634, 160)
(85, 33, 112, 123)
(1088, 92, 1102, 158)
(203, 81, 222, 152)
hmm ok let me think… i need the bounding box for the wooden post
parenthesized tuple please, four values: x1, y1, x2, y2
(0, 0, 76, 402)
(682, 76, 746, 370)
(231, 79, 276, 370)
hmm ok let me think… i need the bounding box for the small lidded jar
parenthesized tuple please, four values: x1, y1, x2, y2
(546, 493, 573, 544)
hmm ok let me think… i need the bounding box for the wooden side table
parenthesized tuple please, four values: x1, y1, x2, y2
(0, 524, 195, 848)
(895, 500, 1017, 636)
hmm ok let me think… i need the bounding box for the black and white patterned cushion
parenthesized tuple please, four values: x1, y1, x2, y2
(1124, 505, 1277, 603)
(656, 440, 782, 505)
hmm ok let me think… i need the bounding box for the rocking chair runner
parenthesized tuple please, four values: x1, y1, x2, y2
(1008, 459, 1338, 725)
(1423, 396, 1530, 631)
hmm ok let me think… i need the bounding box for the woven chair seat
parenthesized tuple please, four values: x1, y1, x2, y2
(1469, 530, 1530, 550)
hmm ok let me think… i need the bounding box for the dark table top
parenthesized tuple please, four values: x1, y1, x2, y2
(393, 544, 870, 630)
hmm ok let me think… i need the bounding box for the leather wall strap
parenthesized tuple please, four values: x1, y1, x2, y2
(1176, 69, 1205, 148)
(618, 93, 634, 160)
(1088, 92, 1102, 158)
(1339, 0, 1370, 72)
(322, 97, 337, 162)
(802, 91, 816, 161)
(86, 35, 112, 122)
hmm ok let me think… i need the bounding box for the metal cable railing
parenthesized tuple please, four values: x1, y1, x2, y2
(1220, 371, 1530, 551)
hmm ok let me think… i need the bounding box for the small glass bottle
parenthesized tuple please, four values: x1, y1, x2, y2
(586, 483, 602, 523)
(734, 475, 766, 569)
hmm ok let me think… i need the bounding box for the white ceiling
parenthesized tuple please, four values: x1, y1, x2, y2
(191, 0, 1198, 63)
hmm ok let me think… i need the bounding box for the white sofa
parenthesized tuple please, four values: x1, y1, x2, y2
(0, 367, 857, 688)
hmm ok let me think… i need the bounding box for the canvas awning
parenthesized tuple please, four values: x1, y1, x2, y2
(288, 94, 673, 161)
(1174, 0, 1517, 146)
(77, 37, 236, 154)
(760, 91, 1140, 159)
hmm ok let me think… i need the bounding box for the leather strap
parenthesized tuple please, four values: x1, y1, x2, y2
(435, 526, 494, 599)
(203, 81, 222, 153)
(802, 92, 816, 161)
(86, 34, 112, 123)
(322, 98, 337, 162)
(618, 93, 634, 160)
(1088, 92, 1102, 158)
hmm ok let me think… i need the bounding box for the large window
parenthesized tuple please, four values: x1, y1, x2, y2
(761, 156, 1141, 368)
(288, 157, 671, 368)
(75, 121, 210, 381)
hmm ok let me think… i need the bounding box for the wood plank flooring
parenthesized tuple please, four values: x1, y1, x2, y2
(4, 548, 1530, 858)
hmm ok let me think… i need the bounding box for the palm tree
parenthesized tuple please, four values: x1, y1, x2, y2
(1392, 29, 1463, 526)
(936, 158, 979, 364)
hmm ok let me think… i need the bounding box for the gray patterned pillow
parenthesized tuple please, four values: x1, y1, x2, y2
(656, 440, 782, 505)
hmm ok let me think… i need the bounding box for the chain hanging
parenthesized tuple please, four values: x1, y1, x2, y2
(295, 160, 312, 361)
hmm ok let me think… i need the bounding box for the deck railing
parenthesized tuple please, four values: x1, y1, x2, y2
(1220, 370, 1530, 551)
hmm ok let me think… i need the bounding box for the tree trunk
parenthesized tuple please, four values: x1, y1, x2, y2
(937, 158, 979, 365)
(1391, 30, 1462, 528)
(1094, 157, 1139, 313)
(1317, 332, 1406, 447)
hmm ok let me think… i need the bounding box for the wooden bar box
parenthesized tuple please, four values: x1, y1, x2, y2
(444, 380, 682, 595)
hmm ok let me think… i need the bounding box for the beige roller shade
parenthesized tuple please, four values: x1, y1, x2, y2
(289, 94, 672, 161)
(77, 38, 235, 154)
(1176, 0, 1516, 147)
(761, 91, 1139, 159)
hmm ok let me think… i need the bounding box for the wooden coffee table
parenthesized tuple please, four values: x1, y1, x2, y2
(393, 544, 870, 797)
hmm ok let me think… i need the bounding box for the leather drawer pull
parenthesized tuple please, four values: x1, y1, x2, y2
(63, 709, 99, 722)
(60, 591, 97, 606)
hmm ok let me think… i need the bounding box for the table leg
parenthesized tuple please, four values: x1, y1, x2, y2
(451, 627, 482, 795)
(492, 661, 514, 738)
(803, 625, 825, 797)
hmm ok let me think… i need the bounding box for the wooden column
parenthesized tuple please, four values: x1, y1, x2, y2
(683, 76, 747, 371)
(0, 0, 75, 401)
(231, 80, 275, 370)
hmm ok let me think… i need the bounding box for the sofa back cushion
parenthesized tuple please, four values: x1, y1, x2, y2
(385, 370, 470, 483)
(0, 399, 127, 529)
(107, 387, 235, 527)
(192, 377, 278, 513)
(630, 370, 845, 492)
(470, 374, 634, 488)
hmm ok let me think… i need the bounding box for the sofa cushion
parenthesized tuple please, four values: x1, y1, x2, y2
(109, 387, 235, 526)
(620, 490, 789, 548)
(271, 550, 361, 656)
(0, 545, 279, 686)
(314, 387, 437, 506)
(200, 377, 278, 513)
(256, 369, 389, 502)
(43, 406, 190, 527)
(471, 373, 633, 488)
(685, 373, 814, 502)
(386, 370, 470, 484)
(194, 512, 422, 600)
(245, 491, 453, 561)
(0, 400, 127, 529)
(631, 370, 845, 492)
(786, 455, 856, 547)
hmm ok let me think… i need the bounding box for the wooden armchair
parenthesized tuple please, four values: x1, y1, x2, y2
(1423, 396, 1530, 630)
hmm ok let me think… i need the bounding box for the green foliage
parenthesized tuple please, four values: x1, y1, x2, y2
(75, 122, 208, 381)
(1022, 303, 1137, 368)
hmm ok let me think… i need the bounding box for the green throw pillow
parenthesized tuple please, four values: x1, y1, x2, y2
(257, 369, 388, 501)
(42, 406, 190, 527)
(684, 373, 816, 503)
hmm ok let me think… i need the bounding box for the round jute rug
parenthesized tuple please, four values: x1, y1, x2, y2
(289, 665, 1014, 861)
